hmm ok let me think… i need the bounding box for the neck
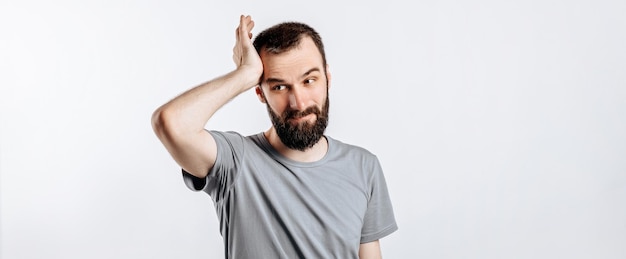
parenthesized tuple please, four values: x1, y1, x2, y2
(264, 127, 328, 163)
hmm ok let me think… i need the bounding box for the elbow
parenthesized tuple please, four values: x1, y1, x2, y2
(151, 106, 176, 140)
(151, 107, 161, 132)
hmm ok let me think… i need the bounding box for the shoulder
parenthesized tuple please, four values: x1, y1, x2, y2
(208, 130, 261, 143)
(326, 136, 379, 162)
(208, 130, 245, 139)
(207, 131, 268, 156)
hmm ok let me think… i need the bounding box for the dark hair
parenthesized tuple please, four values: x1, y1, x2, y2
(253, 22, 327, 68)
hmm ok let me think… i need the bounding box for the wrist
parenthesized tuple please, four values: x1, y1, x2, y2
(234, 65, 263, 89)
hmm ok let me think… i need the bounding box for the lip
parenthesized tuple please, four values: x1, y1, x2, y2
(289, 113, 315, 123)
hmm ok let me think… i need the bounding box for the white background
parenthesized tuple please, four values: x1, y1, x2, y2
(1, 0, 625, 258)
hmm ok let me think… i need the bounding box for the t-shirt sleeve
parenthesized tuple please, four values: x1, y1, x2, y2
(360, 156, 398, 243)
(182, 131, 244, 202)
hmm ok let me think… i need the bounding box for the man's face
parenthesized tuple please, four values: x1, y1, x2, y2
(257, 36, 331, 151)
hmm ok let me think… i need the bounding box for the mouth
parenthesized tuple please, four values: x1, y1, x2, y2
(288, 113, 315, 124)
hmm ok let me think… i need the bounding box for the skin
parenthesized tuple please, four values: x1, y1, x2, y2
(152, 15, 382, 258)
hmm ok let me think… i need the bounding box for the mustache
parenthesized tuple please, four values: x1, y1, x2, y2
(283, 106, 320, 120)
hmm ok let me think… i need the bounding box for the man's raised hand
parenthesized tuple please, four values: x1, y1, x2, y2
(232, 15, 263, 88)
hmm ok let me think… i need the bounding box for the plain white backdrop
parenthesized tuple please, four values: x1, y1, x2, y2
(1, 0, 625, 258)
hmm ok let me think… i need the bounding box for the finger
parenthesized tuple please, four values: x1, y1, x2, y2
(238, 15, 250, 42)
(241, 15, 249, 31)
(247, 20, 255, 39)
(247, 18, 254, 30)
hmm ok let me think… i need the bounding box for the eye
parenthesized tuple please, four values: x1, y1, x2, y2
(272, 85, 287, 91)
(304, 78, 316, 85)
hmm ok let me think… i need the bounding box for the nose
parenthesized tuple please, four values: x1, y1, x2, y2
(289, 88, 307, 110)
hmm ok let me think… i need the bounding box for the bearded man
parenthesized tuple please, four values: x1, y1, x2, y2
(152, 15, 397, 259)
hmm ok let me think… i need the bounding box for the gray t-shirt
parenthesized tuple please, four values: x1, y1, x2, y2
(183, 131, 397, 258)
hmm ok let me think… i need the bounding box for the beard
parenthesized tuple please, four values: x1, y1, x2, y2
(266, 96, 329, 151)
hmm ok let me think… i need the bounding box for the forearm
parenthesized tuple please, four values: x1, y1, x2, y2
(152, 67, 258, 135)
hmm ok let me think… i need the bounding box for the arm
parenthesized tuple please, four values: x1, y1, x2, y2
(151, 15, 262, 178)
(359, 240, 382, 259)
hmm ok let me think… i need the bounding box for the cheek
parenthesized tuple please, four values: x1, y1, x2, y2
(266, 97, 288, 113)
(314, 89, 328, 105)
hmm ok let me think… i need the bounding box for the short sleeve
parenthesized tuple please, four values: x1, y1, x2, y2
(360, 157, 398, 243)
(181, 131, 245, 203)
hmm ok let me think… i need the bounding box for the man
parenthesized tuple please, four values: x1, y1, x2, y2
(152, 15, 397, 258)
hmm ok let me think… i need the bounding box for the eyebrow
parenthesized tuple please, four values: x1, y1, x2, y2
(265, 68, 321, 84)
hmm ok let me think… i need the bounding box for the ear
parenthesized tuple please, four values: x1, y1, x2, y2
(325, 64, 332, 89)
(255, 86, 267, 103)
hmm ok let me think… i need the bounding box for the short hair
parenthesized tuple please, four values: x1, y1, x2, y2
(253, 21, 327, 68)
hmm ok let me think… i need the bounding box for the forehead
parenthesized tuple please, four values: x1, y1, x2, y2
(260, 37, 324, 80)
